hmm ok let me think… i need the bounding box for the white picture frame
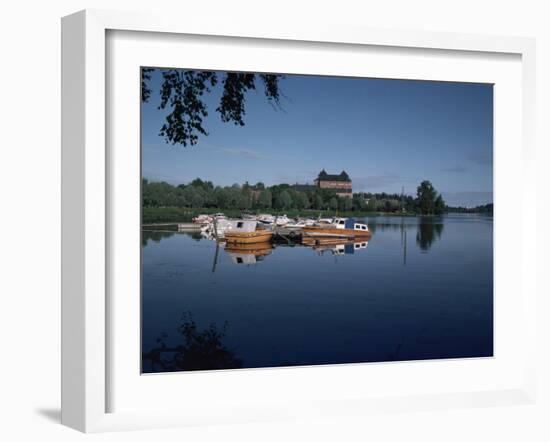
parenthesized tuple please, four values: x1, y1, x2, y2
(61, 9, 538, 433)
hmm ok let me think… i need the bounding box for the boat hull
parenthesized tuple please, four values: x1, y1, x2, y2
(302, 226, 371, 239)
(224, 231, 274, 244)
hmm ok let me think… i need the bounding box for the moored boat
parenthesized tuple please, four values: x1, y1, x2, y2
(219, 220, 274, 244)
(302, 217, 371, 239)
(193, 214, 213, 224)
(256, 214, 291, 226)
(274, 215, 290, 226)
(272, 224, 304, 238)
(201, 217, 255, 239)
(193, 212, 227, 224)
(257, 214, 275, 225)
(224, 229, 274, 244)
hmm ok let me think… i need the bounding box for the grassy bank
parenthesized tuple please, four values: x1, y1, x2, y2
(142, 207, 417, 224)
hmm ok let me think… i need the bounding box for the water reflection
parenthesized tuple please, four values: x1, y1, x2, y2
(222, 239, 370, 265)
(141, 229, 175, 246)
(225, 243, 273, 265)
(301, 238, 369, 256)
(141, 217, 447, 258)
(416, 218, 444, 251)
(141, 215, 493, 372)
(142, 312, 243, 373)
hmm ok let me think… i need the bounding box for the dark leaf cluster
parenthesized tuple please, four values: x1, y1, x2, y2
(158, 70, 218, 146)
(142, 68, 283, 146)
(143, 312, 243, 372)
(141, 68, 154, 102)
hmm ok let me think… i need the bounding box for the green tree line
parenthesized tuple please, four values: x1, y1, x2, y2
(446, 203, 493, 214)
(143, 178, 451, 215)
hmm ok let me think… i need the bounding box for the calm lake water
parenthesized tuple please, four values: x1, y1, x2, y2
(141, 215, 493, 373)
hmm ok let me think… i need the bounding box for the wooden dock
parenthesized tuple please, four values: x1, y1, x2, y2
(271, 226, 303, 244)
(142, 222, 202, 232)
(177, 223, 202, 232)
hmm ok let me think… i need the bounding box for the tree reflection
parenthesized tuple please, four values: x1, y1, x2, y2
(416, 218, 444, 251)
(143, 312, 243, 372)
(141, 230, 203, 246)
(366, 221, 415, 234)
(141, 230, 176, 247)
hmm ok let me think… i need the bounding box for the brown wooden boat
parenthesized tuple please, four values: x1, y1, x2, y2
(224, 230, 274, 244)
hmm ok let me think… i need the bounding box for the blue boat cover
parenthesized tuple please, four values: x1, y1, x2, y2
(344, 218, 355, 229)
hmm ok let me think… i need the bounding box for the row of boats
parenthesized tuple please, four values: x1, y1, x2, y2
(192, 213, 372, 245)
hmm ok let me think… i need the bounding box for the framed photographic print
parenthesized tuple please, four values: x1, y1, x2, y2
(140, 68, 494, 374)
(61, 9, 538, 432)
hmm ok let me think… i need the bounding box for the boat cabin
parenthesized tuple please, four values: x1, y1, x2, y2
(225, 219, 258, 234)
(333, 218, 369, 232)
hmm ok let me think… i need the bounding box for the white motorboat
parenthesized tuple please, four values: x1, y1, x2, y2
(302, 217, 370, 238)
(257, 214, 275, 225)
(275, 215, 290, 226)
(201, 219, 261, 239)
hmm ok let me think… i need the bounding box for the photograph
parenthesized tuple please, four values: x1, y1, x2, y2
(140, 67, 494, 373)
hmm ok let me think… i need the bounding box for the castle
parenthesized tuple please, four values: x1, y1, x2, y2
(313, 169, 352, 198)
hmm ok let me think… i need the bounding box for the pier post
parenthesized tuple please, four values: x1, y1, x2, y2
(213, 218, 219, 240)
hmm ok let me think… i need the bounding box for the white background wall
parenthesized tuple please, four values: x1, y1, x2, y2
(0, 1, 548, 440)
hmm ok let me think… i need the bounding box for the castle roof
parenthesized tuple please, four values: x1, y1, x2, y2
(316, 170, 351, 182)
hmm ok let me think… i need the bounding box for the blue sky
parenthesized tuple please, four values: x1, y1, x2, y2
(141, 69, 493, 207)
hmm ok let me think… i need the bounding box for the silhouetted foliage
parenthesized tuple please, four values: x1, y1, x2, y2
(416, 180, 446, 215)
(141, 68, 153, 102)
(143, 312, 243, 372)
(434, 194, 445, 215)
(142, 68, 284, 146)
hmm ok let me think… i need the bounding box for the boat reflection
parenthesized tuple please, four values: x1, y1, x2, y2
(223, 238, 370, 265)
(302, 237, 369, 256)
(224, 242, 274, 265)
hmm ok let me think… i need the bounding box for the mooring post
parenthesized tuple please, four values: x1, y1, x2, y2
(273, 215, 279, 237)
(211, 242, 220, 273)
(213, 217, 219, 240)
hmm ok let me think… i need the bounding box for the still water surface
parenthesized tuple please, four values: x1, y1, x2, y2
(141, 215, 493, 373)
